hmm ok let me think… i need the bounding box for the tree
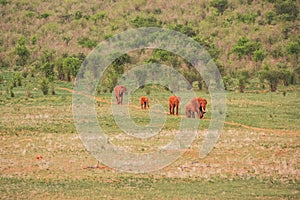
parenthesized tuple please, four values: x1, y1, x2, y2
(62, 57, 81, 82)
(98, 67, 118, 93)
(294, 67, 300, 83)
(39, 78, 49, 95)
(181, 68, 203, 90)
(236, 70, 250, 93)
(279, 68, 292, 86)
(111, 53, 131, 74)
(286, 40, 300, 63)
(222, 75, 234, 91)
(55, 57, 64, 80)
(12, 72, 23, 87)
(14, 36, 30, 67)
(134, 69, 147, 88)
(231, 37, 262, 60)
(259, 69, 282, 92)
(41, 62, 55, 80)
(150, 49, 181, 69)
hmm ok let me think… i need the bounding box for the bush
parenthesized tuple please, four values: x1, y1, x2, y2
(265, 11, 275, 25)
(236, 13, 257, 24)
(130, 16, 162, 27)
(77, 37, 97, 49)
(0, 0, 8, 5)
(254, 49, 265, 62)
(75, 11, 83, 20)
(209, 0, 228, 15)
(169, 24, 197, 37)
(38, 13, 50, 19)
(274, 0, 298, 21)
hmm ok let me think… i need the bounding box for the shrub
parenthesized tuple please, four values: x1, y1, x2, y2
(38, 13, 50, 19)
(75, 11, 83, 20)
(0, 0, 8, 5)
(169, 24, 197, 37)
(236, 13, 257, 24)
(286, 41, 300, 57)
(274, 0, 298, 21)
(130, 16, 162, 27)
(77, 37, 97, 49)
(253, 49, 265, 62)
(91, 11, 105, 24)
(209, 0, 228, 15)
(25, 11, 35, 18)
(265, 11, 275, 25)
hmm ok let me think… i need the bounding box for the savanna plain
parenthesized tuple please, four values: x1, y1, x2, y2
(0, 83, 299, 199)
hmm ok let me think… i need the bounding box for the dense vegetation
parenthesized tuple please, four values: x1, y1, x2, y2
(0, 0, 299, 95)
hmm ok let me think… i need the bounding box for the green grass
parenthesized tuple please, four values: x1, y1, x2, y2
(0, 176, 298, 199)
(0, 84, 299, 199)
(225, 90, 300, 131)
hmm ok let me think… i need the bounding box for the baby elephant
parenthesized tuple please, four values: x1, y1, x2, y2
(185, 97, 207, 119)
(140, 96, 149, 109)
(185, 103, 197, 118)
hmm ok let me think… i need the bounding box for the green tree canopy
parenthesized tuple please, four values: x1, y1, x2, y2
(14, 36, 30, 67)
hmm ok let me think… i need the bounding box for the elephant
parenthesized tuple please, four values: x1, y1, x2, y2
(114, 85, 127, 104)
(168, 95, 181, 115)
(140, 96, 149, 109)
(185, 102, 197, 118)
(198, 97, 207, 115)
(186, 97, 207, 119)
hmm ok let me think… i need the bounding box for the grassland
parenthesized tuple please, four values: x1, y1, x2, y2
(0, 83, 299, 199)
(1, 0, 299, 198)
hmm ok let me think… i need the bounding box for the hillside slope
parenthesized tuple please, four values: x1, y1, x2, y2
(0, 0, 299, 92)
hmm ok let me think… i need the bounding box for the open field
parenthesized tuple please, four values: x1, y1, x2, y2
(0, 83, 299, 199)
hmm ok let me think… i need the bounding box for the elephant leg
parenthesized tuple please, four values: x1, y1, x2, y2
(171, 105, 175, 115)
(120, 95, 122, 104)
(200, 111, 204, 119)
(191, 112, 195, 118)
(185, 110, 190, 118)
(175, 105, 178, 115)
(196, 108, 201, 118)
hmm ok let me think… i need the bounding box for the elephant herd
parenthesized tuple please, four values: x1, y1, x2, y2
(114, 85, 207, 119)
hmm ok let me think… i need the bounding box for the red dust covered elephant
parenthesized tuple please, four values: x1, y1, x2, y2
(168, 95, 181, 115)
(114, 85, 127, 104)
(185, 97, 207, 119)
(140, 96, 149, 109)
